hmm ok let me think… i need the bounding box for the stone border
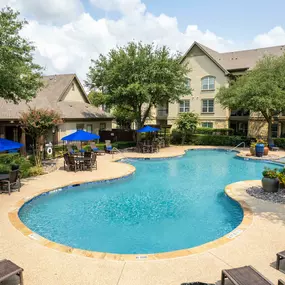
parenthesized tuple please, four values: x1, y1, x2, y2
(9, 149, 253, 261)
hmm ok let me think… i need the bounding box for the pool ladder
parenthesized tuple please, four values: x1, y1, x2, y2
(112, 147, 128, 159)
(228, 142, 246, 152)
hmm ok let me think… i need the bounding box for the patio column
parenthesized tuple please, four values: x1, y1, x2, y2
(20, 129, 26, 156)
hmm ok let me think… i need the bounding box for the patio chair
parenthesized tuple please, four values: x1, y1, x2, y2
(0, 259, 24, 285)
(68, 156, 80, 172)
(221, 265, 283, 285)
(0, 170, 20, 195)
(83, 152, 92, 171)
(152, 141, 159, 153)
(91, 153, 97, 170)
(268, 138, 279, 151)
(63, 153, 70, 170)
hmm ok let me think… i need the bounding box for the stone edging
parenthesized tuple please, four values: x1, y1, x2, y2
(9, 150, 253, 262)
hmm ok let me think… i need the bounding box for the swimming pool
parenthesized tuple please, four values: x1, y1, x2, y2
(19, 150, 279, 254)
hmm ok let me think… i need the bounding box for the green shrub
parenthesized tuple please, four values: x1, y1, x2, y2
(0, 164, 10, 174)
(262, 167, 279, 179)
(0, 153, 20, 164)
(28, 166, 44, 177)
(195, 128, 234, 136)
(171, 131, 250, 146)
(273, 138, 285, 148)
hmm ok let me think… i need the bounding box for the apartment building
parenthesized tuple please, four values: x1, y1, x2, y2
(154, 42, 285, 138)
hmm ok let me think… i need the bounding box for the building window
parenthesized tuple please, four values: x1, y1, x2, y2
(202, 99, 214, 113)
(201, 76, 215, 91)
(272, 123, 278, 138)
(100, 123, 106, 130)
(71, 82, 75, 91)
(76, 124, 84, 130)
(86, 124, 93, 133)
(201, 122, 213, 128)
(179, 100, 190, 113)
(185, 77, 191, 89)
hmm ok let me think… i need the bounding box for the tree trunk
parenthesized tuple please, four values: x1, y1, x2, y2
(181, 133, 186, 145)
(267, 118, 272, 142)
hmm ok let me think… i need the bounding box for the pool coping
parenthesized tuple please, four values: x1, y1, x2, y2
(9, 148, 254, 261)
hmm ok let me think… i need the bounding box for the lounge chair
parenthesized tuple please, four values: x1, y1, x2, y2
(0, 170, 20, 195)
(0, 259, 23, 285)
(268, 138, 279, 151)
(221, 265, 285, 285)
(105, 140, 115, 154)
(67, 145, 75, 154)
(75, 142, 85, 154)
(90, 142, 99, 151)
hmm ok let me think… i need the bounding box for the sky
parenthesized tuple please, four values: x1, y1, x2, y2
(1, 0, 285, 81)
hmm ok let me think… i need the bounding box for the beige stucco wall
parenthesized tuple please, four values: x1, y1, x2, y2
(62, 80, 87, 103)
(166, 45, 230, 128)
(57, 121, 112, 141)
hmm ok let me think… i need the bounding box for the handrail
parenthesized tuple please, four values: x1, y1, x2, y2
(112, 147, 128, 159)
(228, 142, 246, 152)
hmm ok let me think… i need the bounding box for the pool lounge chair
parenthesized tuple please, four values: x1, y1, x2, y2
(0, 259, 24, 285)
(0, 169, 21, 195)
(221, 265, 285, 285)
(268, 138, 279, 151)
(105, 140, 115, 154)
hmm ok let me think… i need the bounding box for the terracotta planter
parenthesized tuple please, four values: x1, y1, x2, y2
(264, 146, 269, 156)
(262, 177, 279, 193)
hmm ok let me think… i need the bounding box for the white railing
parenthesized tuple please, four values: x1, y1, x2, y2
(228, 142, 246, 152)
(112, 147, 127, 159)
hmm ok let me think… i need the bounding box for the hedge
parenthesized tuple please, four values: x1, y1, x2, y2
(171, 131, 250, 146)
(0, 153, 43, 178)
(273, 138, 285, 148)
(195, 128, 234, 136)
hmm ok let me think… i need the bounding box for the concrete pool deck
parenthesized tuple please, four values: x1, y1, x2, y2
(1, 146, 285, 284)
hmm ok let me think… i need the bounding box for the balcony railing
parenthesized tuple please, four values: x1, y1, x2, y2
(157, 109, 168, 117)
(230, 109, 250, 116)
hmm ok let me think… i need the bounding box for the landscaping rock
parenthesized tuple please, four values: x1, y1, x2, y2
(246, 186, 285, 204)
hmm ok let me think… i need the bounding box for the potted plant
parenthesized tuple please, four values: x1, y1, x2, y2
(263, 143, 269, 156)
(255, 139, 265, 157)
(250, 142, 256, 156)
(262, 167, 279, 192)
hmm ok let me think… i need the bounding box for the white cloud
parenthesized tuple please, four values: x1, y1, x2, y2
(0, 0, 84, 24)
(253, 26, 285, 47)
(90, 0, 146, 16)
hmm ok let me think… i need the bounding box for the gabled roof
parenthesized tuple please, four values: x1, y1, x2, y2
(180, 41, 229, 75)
(0, 74, 113, 120)
(181, 41, 285, 72)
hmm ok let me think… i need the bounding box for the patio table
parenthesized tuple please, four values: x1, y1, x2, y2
(74, 157, 91, 171)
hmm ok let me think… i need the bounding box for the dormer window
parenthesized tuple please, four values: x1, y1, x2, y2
(201, 76, 215, 91)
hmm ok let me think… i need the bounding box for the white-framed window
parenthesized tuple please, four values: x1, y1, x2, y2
(185, 77, 191, 89)
(86, 124, 93, 133)
(202, 99, 214, 113)
(201, 122, 213, 128)
(179, 100, 190, 113)
(201, 76, 215, 91)
(76, 124, 84, 130)
(100, 123, 106, 130)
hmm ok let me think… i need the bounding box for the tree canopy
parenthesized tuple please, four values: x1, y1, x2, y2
(216, 54, 285, 140)
(86, 42, 191, 128)
(0, 7, 43, 103)
(175, 112, 199, 144)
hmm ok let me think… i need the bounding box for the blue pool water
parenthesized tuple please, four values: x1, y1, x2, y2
(19, 150, 280, 254)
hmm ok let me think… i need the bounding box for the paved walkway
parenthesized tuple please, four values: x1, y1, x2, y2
(1, 146, 285, 285)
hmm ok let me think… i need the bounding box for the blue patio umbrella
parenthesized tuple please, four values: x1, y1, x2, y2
(61, 130, 100, 153)
(137, 126, 160, 133)
(61, 130, 100, 141)
(0, 138, 23, 153)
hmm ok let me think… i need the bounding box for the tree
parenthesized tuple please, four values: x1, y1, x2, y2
(20, 108, 62, 166)
(175, 112, 199, 144)
(216, 55, 285, 141)
(0, 7, 43, 103)
(86, 42, 191, 129)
